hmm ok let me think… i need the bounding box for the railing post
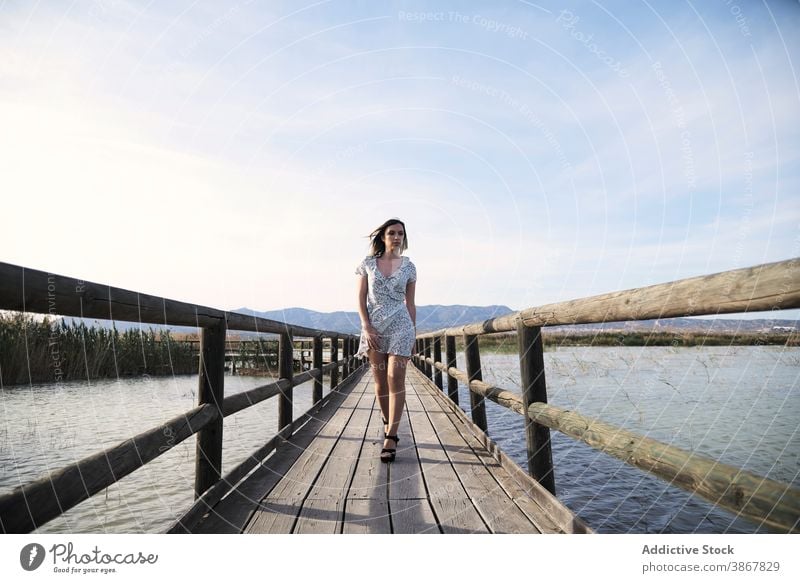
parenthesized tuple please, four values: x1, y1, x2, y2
(445, 335, 459, 405)
(517, 321, 556, 495)
(343, 336, 350, 377)
(330, 336, 339, 390)
(464, 334, 487, 432)
(423, 337, 432, 378)
(195, 319, 226, 498)
(313, 336, 323, 404)
(433, 335, 443, 390)
(278, 329, 294, 437)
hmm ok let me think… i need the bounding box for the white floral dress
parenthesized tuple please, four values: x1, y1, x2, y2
(355, 255, 417, 358)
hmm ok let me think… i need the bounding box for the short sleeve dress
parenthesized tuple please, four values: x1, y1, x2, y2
(355, 255, 417, 358)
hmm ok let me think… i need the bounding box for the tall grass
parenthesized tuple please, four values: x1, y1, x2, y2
(0, 312, 197, 387)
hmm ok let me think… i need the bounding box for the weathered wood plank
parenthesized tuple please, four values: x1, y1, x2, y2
(420, 407, 541, 534)
(293, 498, 345, 534)
(404, 382, 488, 533)
(414, 389, 560, 534)
(342, 499, 391, 534)
(190, 372, 366, 533)
(386, 390, 429, 503)
(390, 498, 440, 534)
(259, 382, 367, 504)
(346, 404, 390, 500)
(412, 370, 591, 533)
(247, 498, 302, 534)
(290, 387, 376, 533)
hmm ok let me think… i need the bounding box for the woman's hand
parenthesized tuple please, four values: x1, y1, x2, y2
(363, 324, 379, 350)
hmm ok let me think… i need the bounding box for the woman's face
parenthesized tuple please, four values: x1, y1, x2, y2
(382, 222, 405, 253)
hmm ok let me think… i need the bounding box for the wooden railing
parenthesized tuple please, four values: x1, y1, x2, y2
(0, 261, 363, 534)
(412, 257, 800, 533)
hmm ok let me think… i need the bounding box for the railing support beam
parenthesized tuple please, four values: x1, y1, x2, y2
(517, 321, 556, 495)
(330, 337, 339, 390)
(433, 335, 443, 390)
(195, 319, 226, 498)
(312, 336, 323, 404)
(464, 333, 487, 432)
(445, 335, 459, 404)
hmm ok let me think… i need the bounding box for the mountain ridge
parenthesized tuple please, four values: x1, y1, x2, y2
(55, 305, 797, 336)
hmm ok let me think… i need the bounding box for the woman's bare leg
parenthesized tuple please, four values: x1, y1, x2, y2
(384, 354, 409, 448)
(368, 349, 390, 434)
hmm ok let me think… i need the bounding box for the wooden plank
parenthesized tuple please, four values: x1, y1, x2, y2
(292, 387, 376, 533)
(403, 380, 488, 534)
(385, 388, 428, 503)
(411, 368, 591, 533)
(293, 498, 345, 534)
(247, 498, 302, 534)
(414, 388, 559, 533)
(190, 371, 366, 533)
(420, 408, 541, 534)
(346, 404, 391, 500)
(390, 499, 440, 534)
(416, 257, 800, 337)
(342, 499, 391, 534)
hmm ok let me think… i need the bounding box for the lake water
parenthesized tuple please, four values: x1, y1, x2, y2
(0, 346, 796, 533)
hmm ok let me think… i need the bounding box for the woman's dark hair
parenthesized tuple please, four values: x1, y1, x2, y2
(368, 218, 408, 257)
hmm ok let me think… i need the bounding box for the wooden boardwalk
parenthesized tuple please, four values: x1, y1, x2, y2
(186, 365, 590, 534)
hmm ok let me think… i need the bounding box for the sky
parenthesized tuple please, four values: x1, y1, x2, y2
(1, 0, 798, 321)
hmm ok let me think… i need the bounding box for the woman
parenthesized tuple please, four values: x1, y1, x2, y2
(355, 218, 417, 463)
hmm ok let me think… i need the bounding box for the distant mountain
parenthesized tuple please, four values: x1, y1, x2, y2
(233, 305, 516, 335)
(56, 306, 796, 337)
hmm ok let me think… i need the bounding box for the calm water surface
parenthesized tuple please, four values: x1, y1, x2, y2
(1, 346, 797, 533)
(474, 345, 799, 533)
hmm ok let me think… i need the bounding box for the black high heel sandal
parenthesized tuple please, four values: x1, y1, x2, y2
(381, 435, 399, 463)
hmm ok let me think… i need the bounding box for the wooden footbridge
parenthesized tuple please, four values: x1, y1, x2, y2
(0, 258, 798, 534)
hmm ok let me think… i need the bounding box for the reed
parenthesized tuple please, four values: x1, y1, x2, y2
(0, 312, 197, 387)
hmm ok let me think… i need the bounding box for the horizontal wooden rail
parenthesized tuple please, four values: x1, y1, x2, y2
(221, 363, 339, 417)
(0, 261, 355, 339)
(0, 358, 356, 533)
(0, 403, 217, 533)
(527, 402, 800, 533)
(166, 365, 363, 533)
(0, 261, 364, 533)
(417, 257, 800, 339)
(419, 356, 799, 532)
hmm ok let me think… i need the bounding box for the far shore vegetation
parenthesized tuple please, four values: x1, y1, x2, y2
(0, 312, 796, 386)
(468, 330, 798, 354)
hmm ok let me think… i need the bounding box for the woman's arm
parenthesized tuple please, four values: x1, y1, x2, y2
(405, 280, 416, 328)
(357, 275, 370, 327)
(357, 275, 378, 348)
